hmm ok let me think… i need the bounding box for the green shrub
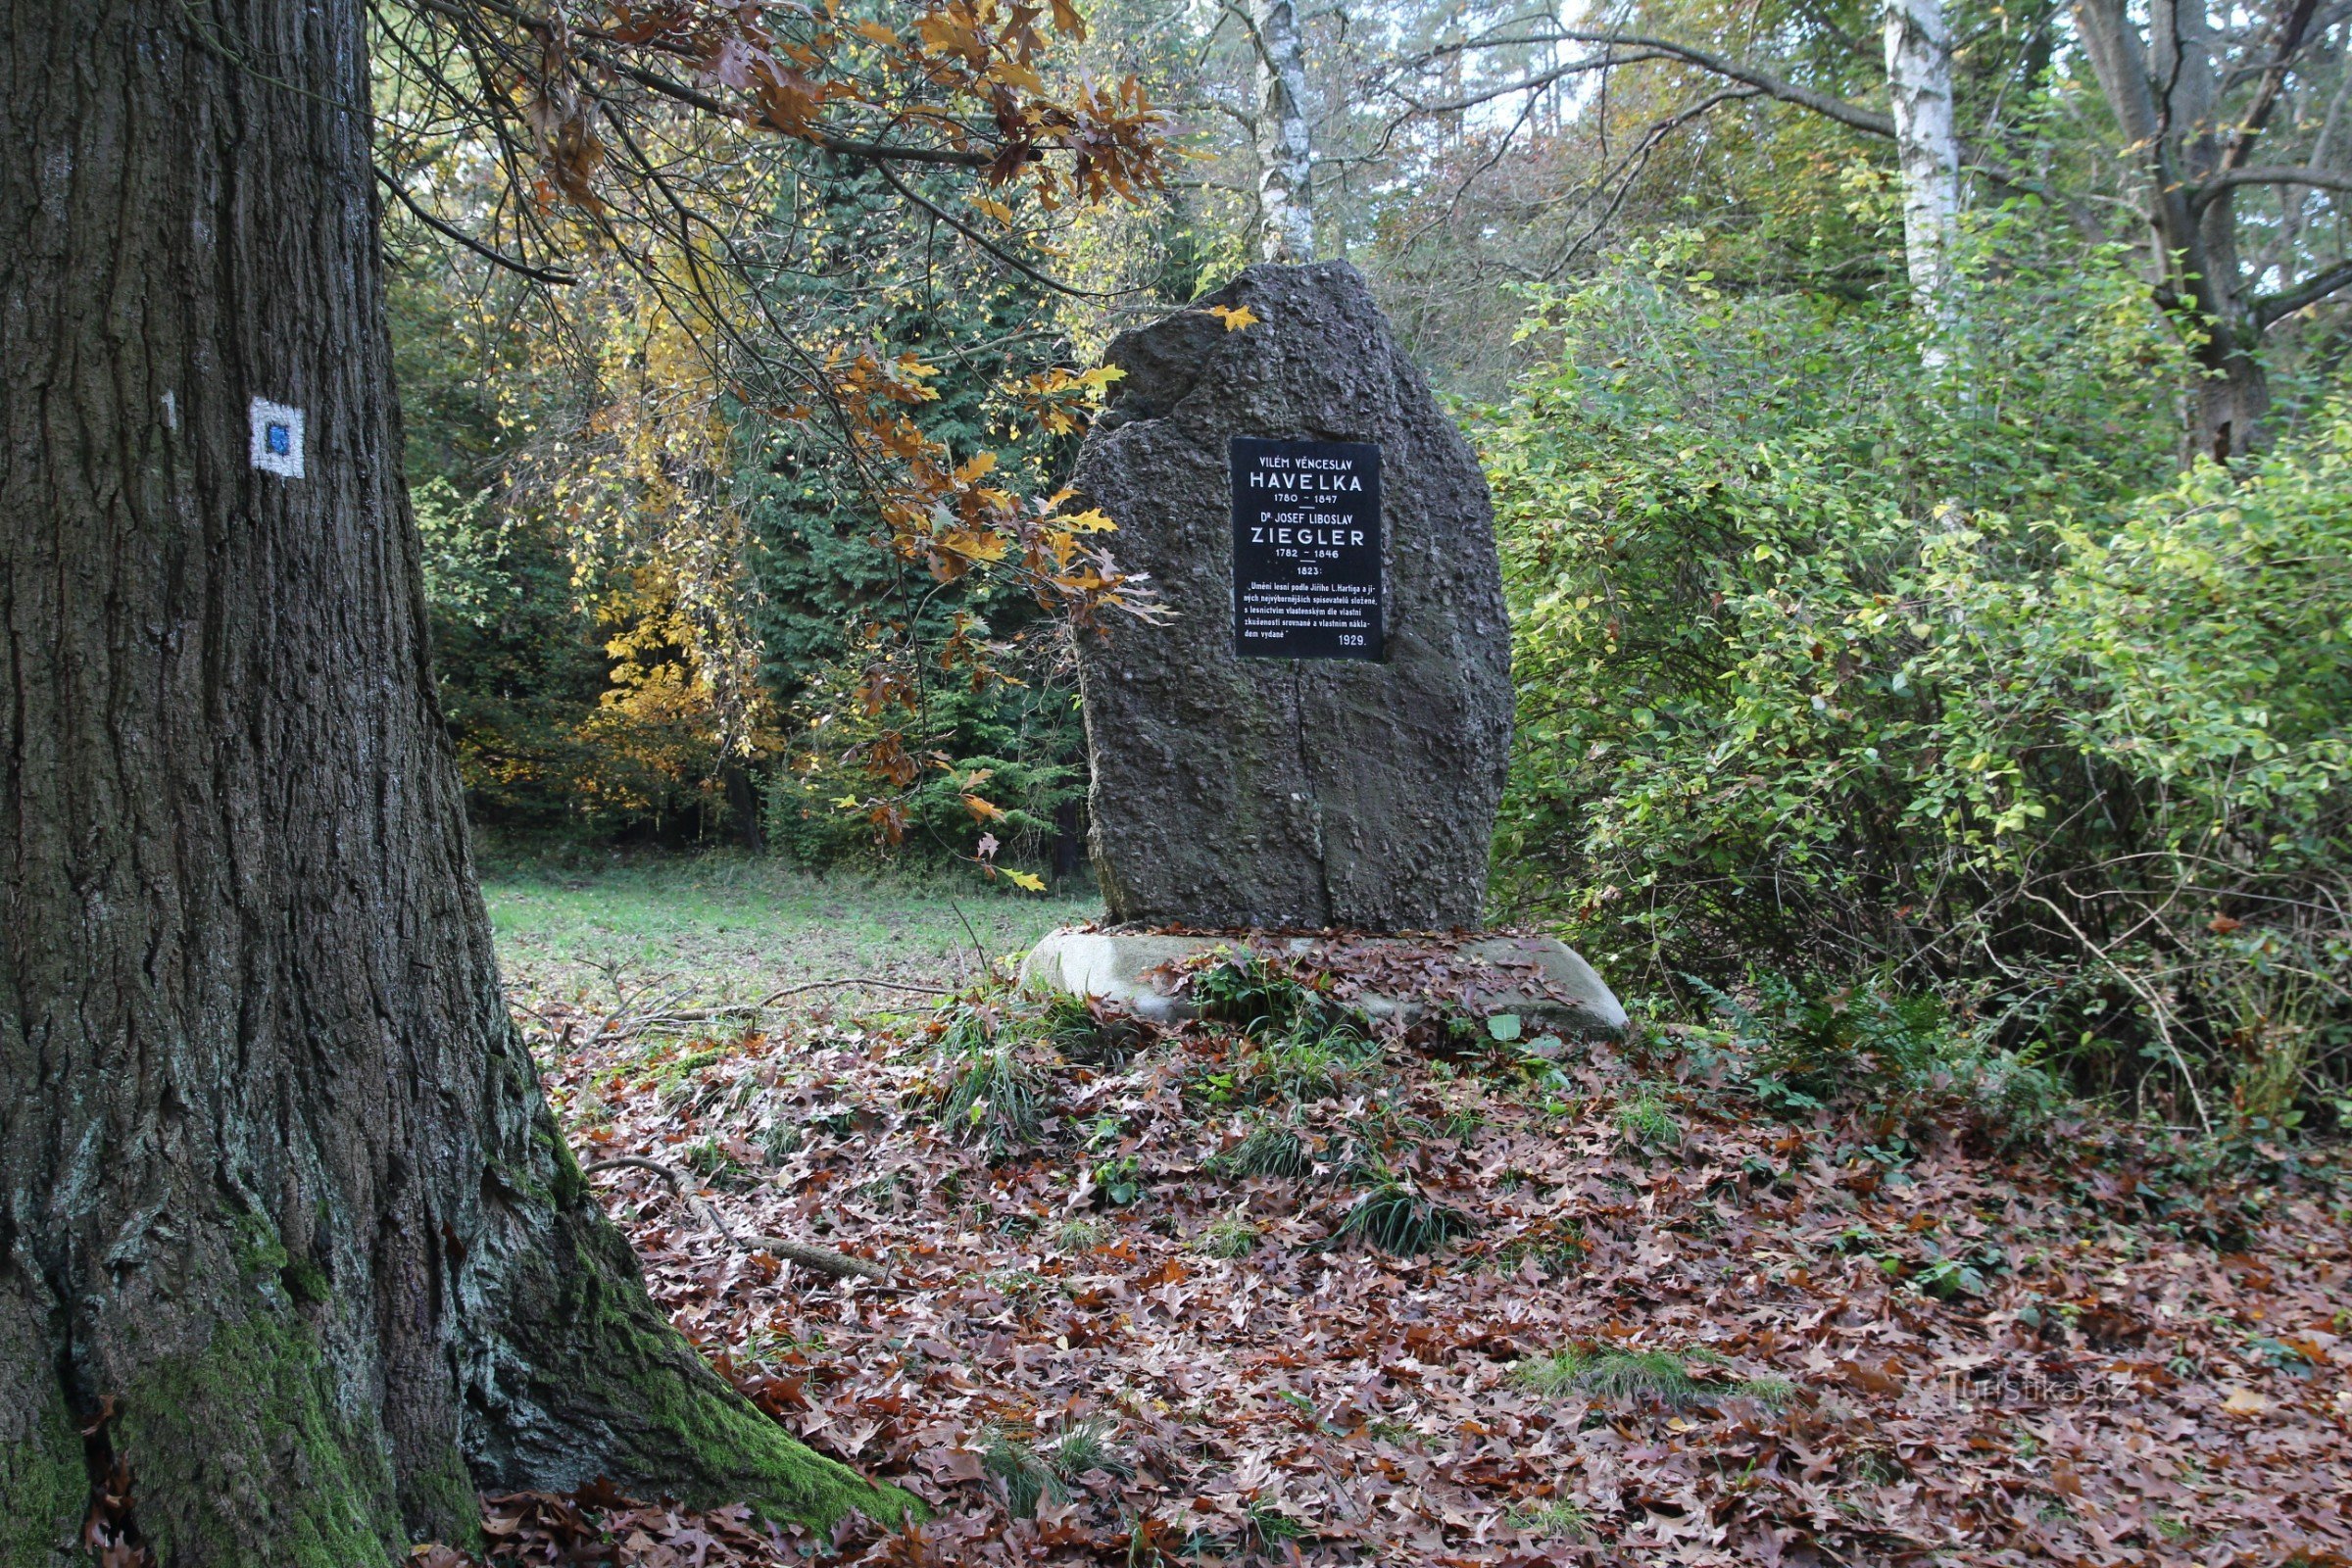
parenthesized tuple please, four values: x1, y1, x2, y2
(1480, 234, 2351, 1120)
(1688, 971, 2061, 1132)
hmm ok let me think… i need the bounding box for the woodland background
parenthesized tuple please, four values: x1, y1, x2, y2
(378, 0, 2352, 1133)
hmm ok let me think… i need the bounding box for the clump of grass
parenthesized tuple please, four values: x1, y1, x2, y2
(683, 1135, 745, 1186)
(1333, 1179, 1474, 1256)
(930, 1004, 1049, 1155)
(1045, 1417, 1133, 1482)
(1239, 1503, 1311, 1551)
(1194, 1215, 1259, 1258)
(1192, 954, 1370, 1047)
(1505, 1498, 1592, 1542)
(1514, 1346, 1797, 1410)
(756, 1118, 802, 1161)
(1491, 1218, 1588, 1278)
(982, 1432, 1060, 1518)
(1615, 1093, 1682, 1152)
(1053, 1217, 1105, 1252)
(1249, 1035, 1351, 1102)
(1210, 1120, 1313, 1179)
(1042, 992, 1142, 1067)
(984, 1420, 1133, 1517)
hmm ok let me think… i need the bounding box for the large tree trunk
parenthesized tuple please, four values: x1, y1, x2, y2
(0, 6, 906, 1563)
(1250, 0, 1314, 263)
(1882, 0, 1961, 355)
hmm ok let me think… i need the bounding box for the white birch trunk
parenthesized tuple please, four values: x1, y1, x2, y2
(1251, 0, 1315, 263)
(1883, 0, 1961, 352)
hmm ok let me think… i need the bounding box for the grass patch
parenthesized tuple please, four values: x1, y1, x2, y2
(929, 1005, 1051, 1156)
(1209, 1121, 1314, 1180)
(1194, 1215, 1259, 1257)
(480, 847, 1098, 1010)
(1332, 1179, 1474, 1256)
(982, 1420, 1132, 1518)
(1615, 1094, 1682, 1152)
(1505, 1498, 1592, 1541)
(1513, 1346, 1795, 1410)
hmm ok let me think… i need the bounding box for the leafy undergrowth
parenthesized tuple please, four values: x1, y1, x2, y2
(446, 950, 2352, 1565)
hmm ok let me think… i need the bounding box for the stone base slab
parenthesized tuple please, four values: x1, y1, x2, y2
(1016, 928, 1627, 1036)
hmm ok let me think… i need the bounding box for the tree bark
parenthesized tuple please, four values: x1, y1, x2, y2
(1882, 0, 1962, 355)
(2073, 0, 2283, 460)
(1250, 0, 1315, 263)
(0, 6, 907, 1563)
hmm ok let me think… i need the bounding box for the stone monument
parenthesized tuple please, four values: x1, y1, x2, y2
(1072, 261, 1509, 930)
(1022, 261, 1623, 1034)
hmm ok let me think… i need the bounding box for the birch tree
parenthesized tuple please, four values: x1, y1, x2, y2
(1883, 0, 1961, 349)
(1249, 0, 1317, 261)
(1362, 0, 2352, 457)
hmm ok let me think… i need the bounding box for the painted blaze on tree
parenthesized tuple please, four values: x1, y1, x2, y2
(1073, 263, 1510, 933)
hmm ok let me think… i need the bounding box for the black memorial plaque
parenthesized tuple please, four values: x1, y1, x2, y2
(1230, 436, 1383, 661)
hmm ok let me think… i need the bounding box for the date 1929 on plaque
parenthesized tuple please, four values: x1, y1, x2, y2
(1229, 435, 1383, 661)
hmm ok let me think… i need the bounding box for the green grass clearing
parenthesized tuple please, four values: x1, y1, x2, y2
(477, 844, 1101, 1017)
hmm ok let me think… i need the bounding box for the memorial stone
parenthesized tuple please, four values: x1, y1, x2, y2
(1071, 261, 1511, 930)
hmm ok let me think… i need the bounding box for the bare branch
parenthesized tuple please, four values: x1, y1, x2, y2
(2256, 255, 2352, 323)
(374, 166, 579, 285)
(2192, 162, 2352, 210)
(2223, 0, 2325, 172)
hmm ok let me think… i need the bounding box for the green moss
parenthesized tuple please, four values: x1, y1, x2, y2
(534, 1223, 920, 1533)
(0, 1388, 81, 1568)
(120, 1314, 406, 1568)
(546, 1125, 590, 1207)
(398, 1441, 483, 1552)
(232, 1209, 291, 1277)
(280, 1256, 331, 1306)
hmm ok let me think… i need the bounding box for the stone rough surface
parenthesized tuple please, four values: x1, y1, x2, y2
(1074, 261, 1511, 929)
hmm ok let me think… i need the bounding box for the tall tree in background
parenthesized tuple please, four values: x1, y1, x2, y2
(1353, 0, 2352, 455)
(1248, 0, 1316, 261)
(0, 2, 1160, 1561)
(2070, 0, 2345, 459)
(1883, 0, 1960, 354)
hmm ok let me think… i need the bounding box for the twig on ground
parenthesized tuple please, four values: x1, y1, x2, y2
(757, 977, 954, 1004)
(580, 1156, 887, 1282)
(745, 1234, 889, 1282)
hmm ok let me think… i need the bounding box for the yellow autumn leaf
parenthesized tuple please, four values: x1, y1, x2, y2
(972, 195, 1015, 225)
(962, 793, 1005, 822)
(940, 528, 1008, 563)
(1059, 508, 1117, 533)
(1003, 869, 1047, 892)
(954, 450, 998, 485)
(1206, 304, 1258, 331)
(1073, 365, 1126, 390)
(831, 795, 860, 808)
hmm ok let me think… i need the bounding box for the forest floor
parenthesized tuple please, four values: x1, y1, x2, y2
(463, 857, 2352, 1567)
